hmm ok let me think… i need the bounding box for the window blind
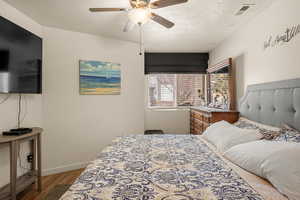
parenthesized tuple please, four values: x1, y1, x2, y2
(148, 74, 206, 108)
(145, 53, 209, 74)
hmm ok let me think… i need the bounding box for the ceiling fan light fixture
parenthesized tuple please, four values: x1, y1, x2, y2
(128, 8, 151, 25)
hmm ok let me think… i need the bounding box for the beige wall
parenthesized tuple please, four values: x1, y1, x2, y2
(42, 27, 144, 175)
(0, 0, 43, 187)
(145, 109, 190, 134)
(210, 0, 300, 101)
(0, 0, 42, 36)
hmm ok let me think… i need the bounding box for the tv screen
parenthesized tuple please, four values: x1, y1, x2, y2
(0, 16, 42, 94)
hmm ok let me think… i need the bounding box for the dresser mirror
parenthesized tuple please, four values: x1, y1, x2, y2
(206, 58, 236, 110)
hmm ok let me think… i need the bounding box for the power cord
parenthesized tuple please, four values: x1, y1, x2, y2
(17, 93, 22, 128)
(17, 94, 31, 171)
(20, 95, 28, 126)
(18, 94, 22, 128)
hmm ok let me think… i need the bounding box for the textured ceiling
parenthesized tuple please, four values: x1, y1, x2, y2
(4, 0, 276, 52)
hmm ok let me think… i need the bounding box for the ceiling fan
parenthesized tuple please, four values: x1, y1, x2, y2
(89, 0, 189, 32)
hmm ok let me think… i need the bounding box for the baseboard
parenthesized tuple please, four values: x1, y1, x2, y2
(42, 162, 89, 176)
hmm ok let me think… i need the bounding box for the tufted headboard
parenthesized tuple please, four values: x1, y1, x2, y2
(239, 78, 300, 130)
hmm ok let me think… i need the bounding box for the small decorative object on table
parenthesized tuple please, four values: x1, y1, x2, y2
(2, 128, 33, 136)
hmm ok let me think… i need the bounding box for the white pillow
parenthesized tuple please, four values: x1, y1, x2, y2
(224, 140, 290, 177)
(224, 141, 300, 200)
(263, 146, 300, 200)
(202, 120, 230, 143)
(203, 121, 262, 153)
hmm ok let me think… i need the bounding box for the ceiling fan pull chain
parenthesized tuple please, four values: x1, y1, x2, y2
(139, 23, 143, 55)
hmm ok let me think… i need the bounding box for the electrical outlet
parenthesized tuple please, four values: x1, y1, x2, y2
(27, 154, 33, 163)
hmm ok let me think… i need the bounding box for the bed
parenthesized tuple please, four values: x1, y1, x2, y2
(61, 78, 300, 200)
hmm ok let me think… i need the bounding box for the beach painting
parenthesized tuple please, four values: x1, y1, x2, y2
(80, 60, 121, 95)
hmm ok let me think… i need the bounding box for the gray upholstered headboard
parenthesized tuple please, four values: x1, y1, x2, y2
(239, 78, 300, 130)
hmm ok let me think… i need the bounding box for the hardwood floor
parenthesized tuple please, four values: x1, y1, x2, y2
(18, 169, 84, 200)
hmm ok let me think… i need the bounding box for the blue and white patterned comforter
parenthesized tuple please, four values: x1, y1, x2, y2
(60, 135, 263, 200)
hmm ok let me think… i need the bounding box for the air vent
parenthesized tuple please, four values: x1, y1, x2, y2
(235, 4, 255, 16)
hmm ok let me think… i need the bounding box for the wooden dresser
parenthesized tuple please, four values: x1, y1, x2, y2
(190, 107, 239, 135)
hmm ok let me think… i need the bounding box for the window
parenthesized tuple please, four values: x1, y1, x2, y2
(148, 74, 206, 108)
(160, 84, 174, 101)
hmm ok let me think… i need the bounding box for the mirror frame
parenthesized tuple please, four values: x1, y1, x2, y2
(206, 58, 236, 110)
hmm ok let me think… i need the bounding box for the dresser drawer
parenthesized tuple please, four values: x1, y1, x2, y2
(192, 111, 203, 120)
(194, 121, 203, 130)
(190, 108, 239, 135)
(193, 127, 202, 135)
(202, 115, 211, 123)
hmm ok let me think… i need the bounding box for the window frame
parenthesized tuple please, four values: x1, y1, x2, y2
(146, 74, 205, 110)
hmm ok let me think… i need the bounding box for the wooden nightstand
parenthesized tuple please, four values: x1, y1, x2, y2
(190, 107, 239, 135)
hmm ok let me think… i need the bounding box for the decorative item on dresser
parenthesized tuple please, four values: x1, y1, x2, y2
(0, 127, 43, 200)
(190, 107, 239, 135)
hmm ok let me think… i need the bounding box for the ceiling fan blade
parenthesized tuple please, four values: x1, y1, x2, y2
(123, 20, 135, 32)
(150, 0, 188, 9)
(89, 8, 126, 12)
(151, 13, 174, 28)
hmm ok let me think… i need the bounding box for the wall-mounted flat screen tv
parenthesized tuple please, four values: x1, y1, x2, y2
(0, 16, 42, 94)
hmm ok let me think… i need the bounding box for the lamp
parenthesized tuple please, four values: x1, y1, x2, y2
(128, 8, 151, 25)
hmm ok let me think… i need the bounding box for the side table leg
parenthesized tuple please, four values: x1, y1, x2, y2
(10, 141, 18, 200)
(31, 137, 37, 189)
(37, 134, 42, 192)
